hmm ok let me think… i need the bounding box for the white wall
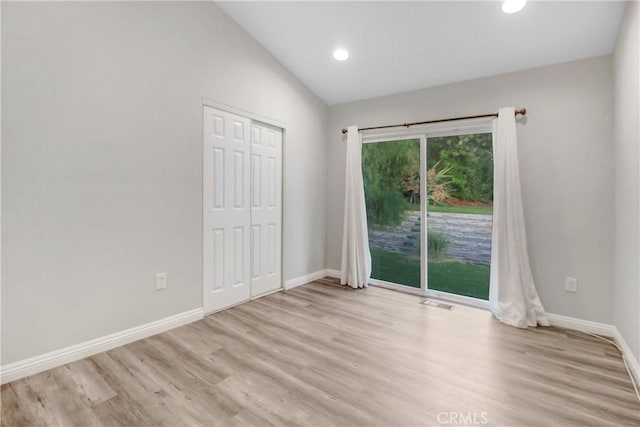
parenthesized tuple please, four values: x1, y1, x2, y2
(326, 56, 614, 324)
(613, 1, 639, 361)
(1, 2, 327, 364)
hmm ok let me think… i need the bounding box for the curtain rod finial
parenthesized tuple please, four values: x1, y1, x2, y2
(517, 108, 527, 116)
(341, 128, 348, 134)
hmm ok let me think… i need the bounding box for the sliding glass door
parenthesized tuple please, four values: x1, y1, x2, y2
(362, 137, 425, 292)
(362, 129, 493, 305)
(425, 133, 493, 302)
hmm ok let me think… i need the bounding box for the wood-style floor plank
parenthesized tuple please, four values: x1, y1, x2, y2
(2, 277, 638, 426)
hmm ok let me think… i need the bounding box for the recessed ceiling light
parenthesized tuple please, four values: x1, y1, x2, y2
(333, 48, 349, 61)
(502, 0, 526, 14)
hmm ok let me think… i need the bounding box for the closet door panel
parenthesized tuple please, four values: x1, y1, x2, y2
(203, 106, 251, 313)
(250, 123, 282, 297)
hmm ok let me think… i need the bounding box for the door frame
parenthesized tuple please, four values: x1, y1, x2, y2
(362, 120, 493, 310)
(202, 99, 286, 315)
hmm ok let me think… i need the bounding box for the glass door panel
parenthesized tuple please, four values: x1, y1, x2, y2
(426, 133, 493, 300)
(362, 139, 422, 288)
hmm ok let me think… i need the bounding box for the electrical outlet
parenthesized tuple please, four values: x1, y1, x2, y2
(565, 276, 578, 293)
(156, 272, 167, 291)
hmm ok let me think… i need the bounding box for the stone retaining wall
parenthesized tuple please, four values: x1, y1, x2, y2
(369, 211, 492, 264)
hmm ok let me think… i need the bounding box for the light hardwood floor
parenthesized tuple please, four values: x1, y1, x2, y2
(2, 278, 639, 426)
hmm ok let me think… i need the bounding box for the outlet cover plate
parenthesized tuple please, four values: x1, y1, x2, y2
(565, 276, 577, 293)
(156, 272, 167, 291)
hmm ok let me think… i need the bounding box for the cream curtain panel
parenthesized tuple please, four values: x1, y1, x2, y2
(340, 126, 372, 289)
(489, 107, 549, 328)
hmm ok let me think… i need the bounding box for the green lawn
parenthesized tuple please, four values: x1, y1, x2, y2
(428, 262, 490, 300)
(370, 248, 489, 300)
(371, 248, 421, 287)
(427, 205, 493, 215)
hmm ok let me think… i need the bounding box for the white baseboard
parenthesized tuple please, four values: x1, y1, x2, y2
(298, 278, 637, 385)
(4, 286, 637, 395)
(0, 308, 203, 385)
(284, 269, 332, 290)
(613, 328, 640, 386)
(546, 313, 615, 337)
(325, 268, 341, 278)
(2, 269, 340, 384)
(547, 312, 639, 390)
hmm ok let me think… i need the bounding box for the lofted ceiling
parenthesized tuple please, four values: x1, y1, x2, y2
(217, 1, 626, 106)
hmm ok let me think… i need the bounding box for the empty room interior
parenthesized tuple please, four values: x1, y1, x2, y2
(1, 0, 640, 426)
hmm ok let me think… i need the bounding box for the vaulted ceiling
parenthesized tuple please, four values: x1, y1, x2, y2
(217, 1, 626, 105)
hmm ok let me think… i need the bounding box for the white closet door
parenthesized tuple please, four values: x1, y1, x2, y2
(203, 106, 251, 313)
(250, 123, 282, 297)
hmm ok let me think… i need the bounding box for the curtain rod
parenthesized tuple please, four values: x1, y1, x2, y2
(340, 108, 526, 134)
